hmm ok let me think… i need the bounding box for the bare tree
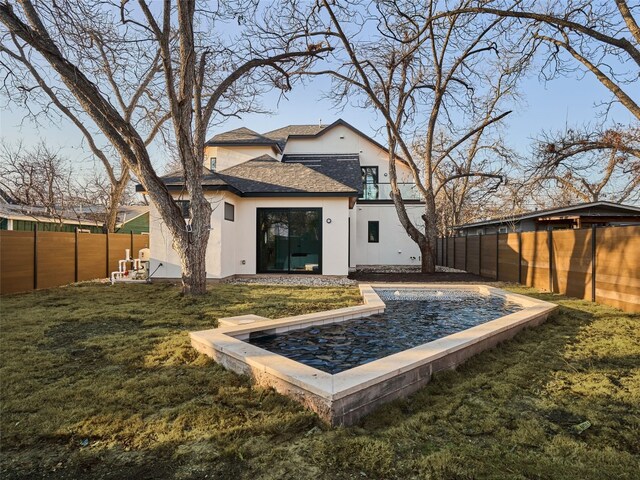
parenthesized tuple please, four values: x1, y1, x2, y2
(0, 0, 331, 294)
(531, 125, 640, 203)
(312, 0, 529, 271)
(447, 1, 640, 121)
(0, 141, 74, 221)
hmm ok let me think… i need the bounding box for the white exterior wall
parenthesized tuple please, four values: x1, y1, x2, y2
(204, 145, 280, 171)
(283, 124, 413, 182)
(149, 193, 350, 279)
(352, 204, 423, 266)
(284, 123, 420, 266)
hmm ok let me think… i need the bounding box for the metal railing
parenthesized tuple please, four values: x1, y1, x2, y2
(358, 183, 422, 201)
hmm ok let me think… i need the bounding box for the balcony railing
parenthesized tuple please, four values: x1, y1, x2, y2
(359, 183, 423, 201)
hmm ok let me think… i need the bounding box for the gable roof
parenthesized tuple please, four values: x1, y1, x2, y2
(454, 201, 640, 229)
(205, 127, 281, 151)
(143, 155, 359, 197)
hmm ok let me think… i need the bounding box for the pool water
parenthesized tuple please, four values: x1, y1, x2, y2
(248, 289, 522, 374)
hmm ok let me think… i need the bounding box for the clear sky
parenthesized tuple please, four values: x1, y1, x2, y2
(0, 52, 636, 179)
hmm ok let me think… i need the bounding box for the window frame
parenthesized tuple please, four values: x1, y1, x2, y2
(224, 202, 235, 222)
(368, 220, 380, 243)
(209, 157, 217, 171)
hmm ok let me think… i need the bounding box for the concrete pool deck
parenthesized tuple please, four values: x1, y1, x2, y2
(190, 284, 557, 425)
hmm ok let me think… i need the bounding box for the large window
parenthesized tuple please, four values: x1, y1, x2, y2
(368, 221, 379, 243)
(257, 208, 322, 274)
(361, 166, 379, 200)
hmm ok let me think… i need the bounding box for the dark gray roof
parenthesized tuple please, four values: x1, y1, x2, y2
(263, 124, 329, 150)
(205, 127, 280, 148)
(454, 201, 640, 229)
(146, 155, 358, 197)
(282, 153, 363, 194)
(216, 155, 357, 195)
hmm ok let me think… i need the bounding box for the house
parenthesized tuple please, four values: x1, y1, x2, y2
(141, 119, 425, 279)
(454, 201, 640, 236)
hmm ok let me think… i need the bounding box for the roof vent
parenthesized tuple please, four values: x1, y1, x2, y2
(319, 118, 323, 127)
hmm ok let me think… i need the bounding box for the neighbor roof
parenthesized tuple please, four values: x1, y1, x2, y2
(454, 201, 640, 229)
(142, 155, 359, 197)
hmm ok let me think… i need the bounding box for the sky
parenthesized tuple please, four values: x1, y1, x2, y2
(0, 43, 636, 183)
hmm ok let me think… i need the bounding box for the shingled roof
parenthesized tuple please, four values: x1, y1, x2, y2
(263, 124, 329, 150)
(205, 127, 280, 149)
(282, 153, 362, 194)
(144, 155, 359, 197)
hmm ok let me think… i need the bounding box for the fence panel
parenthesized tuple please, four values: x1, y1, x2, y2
(0, 231, 35, 295)
(446, 237, 454, 267)
(466, 236, 480, 275)
(552, 229, 592, 300)
(1, 230, 150, 294)
(520, 231, 550, 291)
(132, 234, 149, 257)
(595, 225, 640, 312)
(480, 234, 497, 279)
(454, 237, 466, 271)
(107, 233, 131, 277)
(37, 231, 75, 289)
(77, 233, 107, 281)
(498, 233, 520, 283)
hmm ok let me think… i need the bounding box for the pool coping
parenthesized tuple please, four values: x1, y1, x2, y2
(190, 284, 557, 425)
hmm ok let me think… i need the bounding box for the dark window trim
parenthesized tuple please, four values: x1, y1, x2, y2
(256, 207, 323, 275)
(224, 202, 235, 221)
(368, 220, 379, 243)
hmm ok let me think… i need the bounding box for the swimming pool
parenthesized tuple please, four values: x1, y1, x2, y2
(249, 289, 522, 374)
(190, 284, 556, 425)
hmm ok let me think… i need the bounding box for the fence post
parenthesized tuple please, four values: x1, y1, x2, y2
(518, 232, 522, 285)
(591, 225, 597, 302)
(548, 228, 553, 293)
(74, 228, 79, 283)
(33, 226, 38, 290)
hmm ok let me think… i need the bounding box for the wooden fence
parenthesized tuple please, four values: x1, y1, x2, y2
(0, 230, 149, 295)
(437, 225, 640, 313)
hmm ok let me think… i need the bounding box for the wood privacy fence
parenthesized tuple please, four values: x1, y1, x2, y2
(0, 230, 149, 295)
(437, 225, 640, 313)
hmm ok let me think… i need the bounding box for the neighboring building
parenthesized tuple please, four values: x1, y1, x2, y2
(454, 201, 640, 236)
(140, 118, 425, 279)
(115, 206, 149, 234)
(0, 202, 149, 234)
(0, 203, 103, 232)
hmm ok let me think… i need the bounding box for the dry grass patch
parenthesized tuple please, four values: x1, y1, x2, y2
(1, 282, 638, 479)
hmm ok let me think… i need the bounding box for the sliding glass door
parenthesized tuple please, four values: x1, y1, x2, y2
(257, 208, 322, 274)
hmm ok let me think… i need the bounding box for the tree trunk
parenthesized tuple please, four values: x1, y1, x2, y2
(176, 234, 209, 295)
(105, 174, 129, 232)
(419, 192, 439, 274)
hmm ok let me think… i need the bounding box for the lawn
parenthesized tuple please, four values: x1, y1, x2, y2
(0, 282, 638, 479)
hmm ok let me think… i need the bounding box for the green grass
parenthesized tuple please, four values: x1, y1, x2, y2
(1, 282, 638, 479)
